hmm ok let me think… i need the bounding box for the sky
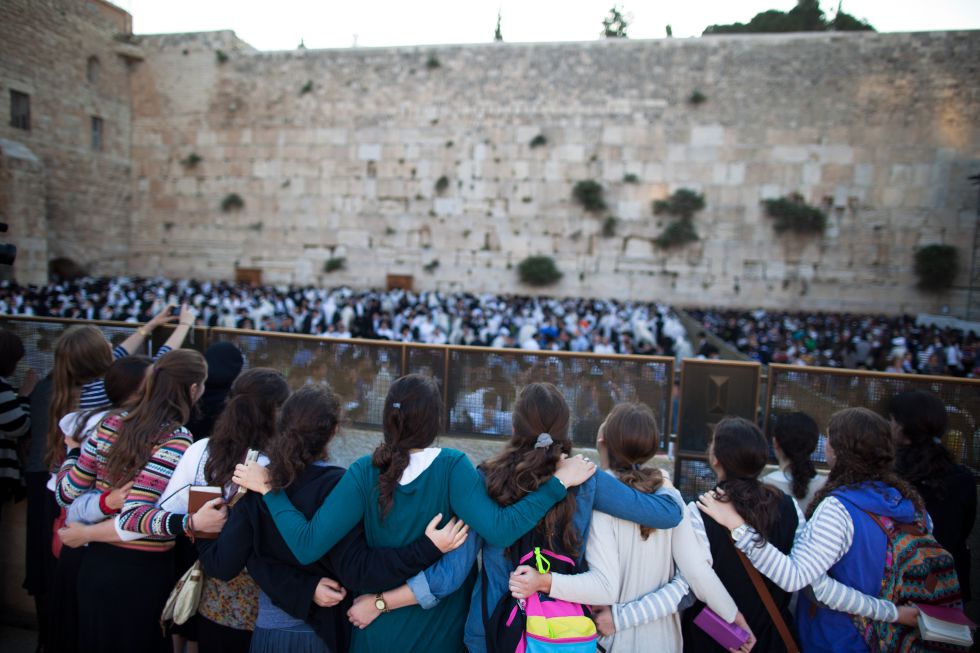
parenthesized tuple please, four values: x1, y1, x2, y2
(116, 0, 980, 51)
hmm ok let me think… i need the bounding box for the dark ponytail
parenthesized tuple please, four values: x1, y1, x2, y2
(889, 390, 954, 497)
(772, 412, 819, 501)
(712, 417, 782, 546)
(373, 374, 443, 519)
(267, 383, 342, 490)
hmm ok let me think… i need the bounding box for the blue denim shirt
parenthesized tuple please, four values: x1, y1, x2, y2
(405, 470, 684, 653)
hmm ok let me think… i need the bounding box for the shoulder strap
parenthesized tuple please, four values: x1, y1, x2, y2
(734, 548, 800, 653)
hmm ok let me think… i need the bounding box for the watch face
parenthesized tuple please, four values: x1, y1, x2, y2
(375, 598, 386, 611)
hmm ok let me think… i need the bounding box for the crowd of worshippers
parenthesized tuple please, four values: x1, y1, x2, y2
(689, 308, 978, 376)
(0, 301, 975, 653)
(0, 277, 689, 356)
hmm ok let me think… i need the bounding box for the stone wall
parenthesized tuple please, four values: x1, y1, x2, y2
(0, 140, 47, 284)
(128, 30, 980, 314)
(0, 0, 135, 280)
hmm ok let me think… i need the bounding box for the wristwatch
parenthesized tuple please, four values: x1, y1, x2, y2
(374, 592, 389, 613)
(730, 523, 750, 541)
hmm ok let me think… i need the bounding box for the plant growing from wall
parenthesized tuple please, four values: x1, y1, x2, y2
(914, 244, 958, 291)
(221, 193, 244, 211)
(572, 180, 606, 213)
(518, 255, 563, 286)
(653, 188, 705, 248)
(623, 173, 640, 184)
(529, 134, 547, 148)
(215, 49, 229, 64)
(435, 175, 450, 193)
(762, 193, 826, 234)
(426, 54, 441, 69)
(324, 257, 346, 273)
(688, 90, 707, 105)
(601, 5, 630, 38)
(423, 259, 440, 273)
(602, 216, 618, 238)
(180, 152, 202, 168)
(300, 80, 313, 95)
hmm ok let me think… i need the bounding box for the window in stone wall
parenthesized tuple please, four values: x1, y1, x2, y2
(86, 56, 100, 84)
(90, 116, 103, 150)
(9, 90, 30, 130)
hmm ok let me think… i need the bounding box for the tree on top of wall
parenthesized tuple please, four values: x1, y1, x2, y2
(494, 11, 503, 41)
(703, 0, 874, 34)
(602, 6, 630, 38)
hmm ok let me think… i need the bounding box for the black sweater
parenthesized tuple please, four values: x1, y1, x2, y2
(198, 463, 442, 651)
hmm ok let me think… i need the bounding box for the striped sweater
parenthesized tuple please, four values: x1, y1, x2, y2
(0, 376, 31, 482)
(55, 413, 192, 552)
(77, 344, 172, 411)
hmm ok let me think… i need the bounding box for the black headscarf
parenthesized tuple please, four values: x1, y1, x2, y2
(185, 342, 244, 441)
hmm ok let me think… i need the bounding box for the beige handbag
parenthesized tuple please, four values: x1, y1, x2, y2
(160, 560, 204, 632)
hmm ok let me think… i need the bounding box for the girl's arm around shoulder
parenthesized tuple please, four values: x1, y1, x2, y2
(116, 431, 194, 537)
(593, 470, 682, 529)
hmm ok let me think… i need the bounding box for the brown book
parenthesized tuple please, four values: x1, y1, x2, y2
(187, 486, 222, 539)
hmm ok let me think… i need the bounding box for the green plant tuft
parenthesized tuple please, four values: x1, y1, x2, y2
(426, 54, 441, 69)
(653, 188, 705, 219)
(762, 194, 827, 234)
(180, 152, 202, 168)
(300, 80, 313, 95)
(215, 49, 229, 64)
(914, 244, 958, 291)
(323, 257, 346, 273)
(654, 218, 699, 248)
(517, 256, 563, 286)
(572, 180, 606, 213)
(435, 176, 450, 193)
(689, 90, 707, 105)
(423, 259, 440, 273)
(220, 193, 244, 211)
(529, 134, 548, 148)
(623, 173, 640, 184)
(602, 216, 618, 238)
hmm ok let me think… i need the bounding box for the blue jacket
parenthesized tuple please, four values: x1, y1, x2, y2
(797, 483, 920, 653)
(406, 469, 683, 653)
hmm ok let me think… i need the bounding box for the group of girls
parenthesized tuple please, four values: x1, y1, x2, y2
(11, 306, 974, 653)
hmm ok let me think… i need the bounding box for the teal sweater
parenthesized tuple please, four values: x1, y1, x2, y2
(263, 448, 567, 653)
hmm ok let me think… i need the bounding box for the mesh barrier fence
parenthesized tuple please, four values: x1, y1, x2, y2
(764, 364, 980, 476)
(444, 348, 674, 447)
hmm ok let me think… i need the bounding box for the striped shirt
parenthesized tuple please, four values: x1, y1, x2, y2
(54, 413, 192, 552)
(734, 496, 898, 622)
(614, 499, 898, 629)
(78, 344, 172, 411)
(0, 376, 31, 481)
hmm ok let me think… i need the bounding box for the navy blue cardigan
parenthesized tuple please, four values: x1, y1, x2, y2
(198, 463, 442, 651)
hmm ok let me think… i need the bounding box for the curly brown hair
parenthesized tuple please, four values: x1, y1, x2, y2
(600, 403, 664, 540)
(711, 417, 784, 546)
(205, 368, 289, 487)
(807, 407, 925, 519)
(481, 382, 579, 557)
(372, 374, 443, 519)
(266, 383, 342, 490)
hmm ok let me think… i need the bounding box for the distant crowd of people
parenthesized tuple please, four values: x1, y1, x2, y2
(0, 302, 973, 653)
(689, 308, 978, 376)
(0, 277, 690, 358)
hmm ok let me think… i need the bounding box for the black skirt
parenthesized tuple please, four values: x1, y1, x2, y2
(76, 543, 175, 653)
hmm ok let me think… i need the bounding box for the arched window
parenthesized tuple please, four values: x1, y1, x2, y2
(86, 56, 100, 84)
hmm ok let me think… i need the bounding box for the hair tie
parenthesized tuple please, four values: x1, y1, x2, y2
(392, 402, 401, 409)
(632, 463, 642, 471)
(534, 433, 553, 448)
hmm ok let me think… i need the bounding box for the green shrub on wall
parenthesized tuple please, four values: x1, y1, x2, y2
(221, 193, 244, 211)
(572, 180, 606, 213)
(653, 188, 704, 248)
(323, 257, 346, 273)
(914, 244, 958, 291)
(763, 194, 826, 234)
(518, 256, 562, 286)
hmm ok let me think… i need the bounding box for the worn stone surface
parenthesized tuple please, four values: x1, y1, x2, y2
(126, 30, 980, 314)
(1, 0, 979, 314)
(0, 0, 135, 280)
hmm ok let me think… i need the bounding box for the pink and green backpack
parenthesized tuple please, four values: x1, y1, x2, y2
(483, 540, 599, 653)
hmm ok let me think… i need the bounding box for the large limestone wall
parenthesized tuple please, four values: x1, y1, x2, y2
(128, 30, 980, 314)
(0, 0, 135, 279)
